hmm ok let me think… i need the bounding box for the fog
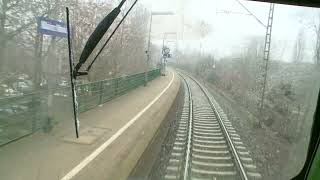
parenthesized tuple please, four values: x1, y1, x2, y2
(141, 0, 319, 62)
(1, 1, 320, 179)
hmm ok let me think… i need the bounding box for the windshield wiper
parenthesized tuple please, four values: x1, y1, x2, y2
(66, 0, 138, 138)
(74, 0, 138, 77)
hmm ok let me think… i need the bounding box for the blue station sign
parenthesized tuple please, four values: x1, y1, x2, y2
(37, 17, 68, 37)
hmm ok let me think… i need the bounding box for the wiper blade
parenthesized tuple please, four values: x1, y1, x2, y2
(86, 0, 139, 72)
(74, 0, 135, 77)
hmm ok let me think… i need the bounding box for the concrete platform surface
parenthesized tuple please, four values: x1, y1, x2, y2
(0, 69, 180, 180)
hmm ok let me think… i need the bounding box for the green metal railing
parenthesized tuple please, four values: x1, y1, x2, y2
(0, 68, 161, 146)
(77, 69, 160, 112)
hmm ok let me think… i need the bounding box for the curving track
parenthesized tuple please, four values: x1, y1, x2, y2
(164, 72, 261, 180)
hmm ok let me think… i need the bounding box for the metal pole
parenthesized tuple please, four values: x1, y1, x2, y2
(44, 36, 56, 133)
(199, 41, 202, 57)
(66, 7, 79, 138)
(145, 14, 153, 86)
(162, 33, 167, 49)
(32, 32, 43, 132)
(259, 3, 275, 114)
(161, 33, 166, 76)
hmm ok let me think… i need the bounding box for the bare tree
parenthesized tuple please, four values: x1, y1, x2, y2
(0, 0, 65, 71)
(194, 20, 211, 56)
(314, 13, 320, 65)
(0, 0, 149, 83)
(71, 2, 149, 81)
(292, 28, 305, 63)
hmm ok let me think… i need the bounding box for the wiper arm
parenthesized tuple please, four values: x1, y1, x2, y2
(74, 0, 136, 77)
(87, 0, 138, 72)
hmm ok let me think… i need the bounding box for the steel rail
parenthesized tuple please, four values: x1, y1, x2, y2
(181, 72, 249, 180)
(178, 73, 193, 180)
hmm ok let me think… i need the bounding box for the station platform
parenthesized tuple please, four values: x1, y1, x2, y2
(0, 69, 180, 180)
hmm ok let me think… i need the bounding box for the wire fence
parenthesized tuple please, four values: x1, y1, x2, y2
(0, 68, 161, 146)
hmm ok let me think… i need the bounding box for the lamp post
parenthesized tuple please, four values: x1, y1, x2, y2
(161, 32, 177, 76)
(145, 11, 174, 86)
(162, 32, 177, 49)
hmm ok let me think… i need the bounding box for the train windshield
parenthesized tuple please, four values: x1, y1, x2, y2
(0, 0, 319, 180)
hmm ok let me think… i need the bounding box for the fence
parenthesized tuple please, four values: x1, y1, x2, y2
(0, 69, 161, 146)
(77, 69, 160, 112)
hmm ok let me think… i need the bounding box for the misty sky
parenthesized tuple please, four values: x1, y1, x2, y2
(139, 0, 320, 62)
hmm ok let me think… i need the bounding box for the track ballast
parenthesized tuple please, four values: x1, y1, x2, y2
(164, 72, 261, 180)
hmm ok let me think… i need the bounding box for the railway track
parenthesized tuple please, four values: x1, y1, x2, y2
(164, 72, 261, 180)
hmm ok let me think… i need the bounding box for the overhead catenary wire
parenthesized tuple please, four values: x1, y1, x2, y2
(86, 0, 139, 72)
(234, 0, 266, 28)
